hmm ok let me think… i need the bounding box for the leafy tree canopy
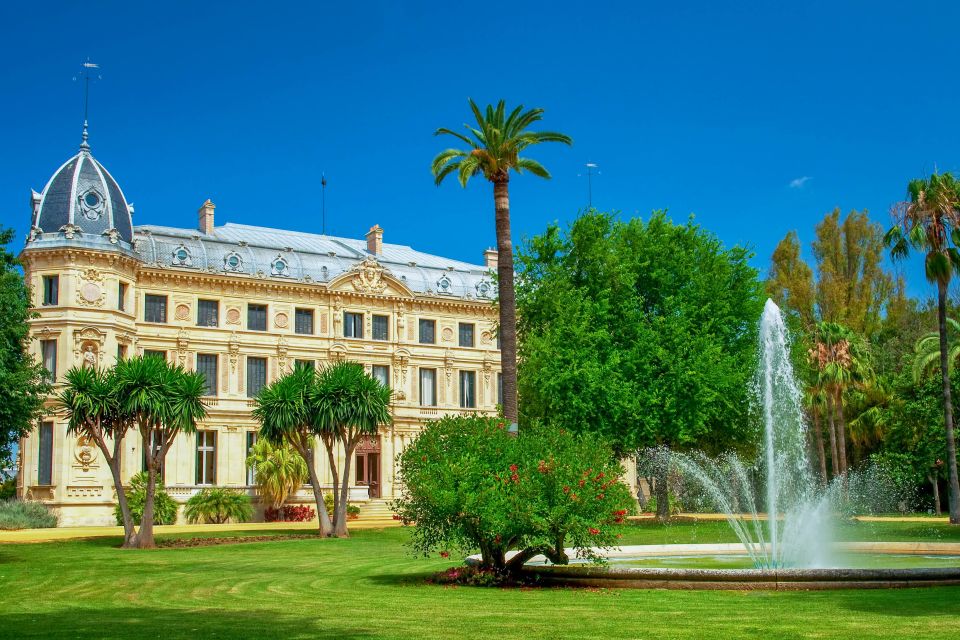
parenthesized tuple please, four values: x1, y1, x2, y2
(516, 210, 764, 456)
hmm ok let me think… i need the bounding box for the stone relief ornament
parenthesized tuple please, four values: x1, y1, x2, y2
(350, 256, 389, 295)
(60, 223, 82, 239)
(175, 304, 191, 321)
(102, 228, 120, 244)
(76, 269, 106, 307)
(226, 308, 241, 325)
(441, 326, 454, 342)
(77, 187, 106, 221)
(73, 327, 106, 367)
(228, 332, 240, 372)
(274, 312, 289, 329)
(74, 435, 99, 472)
(27, 226, 43, 242)
(176, 329, 190, 366)
(81, 345, 98, 369)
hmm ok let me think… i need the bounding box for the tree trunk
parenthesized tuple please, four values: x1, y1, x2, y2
(492, 177, 519, 427)
(91, 428, 137, 547)
(812, 407, 828, 485)
(834, 389, 849, 477)
(937, 280, 960, 524)
(334, 436, 357, 538)
(826, 393, 839, 479)
(299, 439, 333, 536)
(930, 473, 942, 517)
(323, 434, 339, 527)
(138, 465, 158, 549)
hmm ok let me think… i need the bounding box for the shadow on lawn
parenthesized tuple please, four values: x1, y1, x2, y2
(0, 607, 377, 640)
(830, 587, 960, 617)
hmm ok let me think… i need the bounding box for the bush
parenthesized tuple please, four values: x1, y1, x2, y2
(0, 477, 16, 501)
(115, 472, 178, 526)
(264, 504, 315, 522)
(184, 488, 253, 524)
(0, 500, 58, 530)
(394, 416, 633, 575)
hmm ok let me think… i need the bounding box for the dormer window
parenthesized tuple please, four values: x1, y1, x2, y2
(476, 280, 492, 298)
(224, 252, 243, 272)
(271, 255, 290, 277)
(172, 245, 193, 267)
(77, 187, 105, 221)
(437, 275, 453, 295)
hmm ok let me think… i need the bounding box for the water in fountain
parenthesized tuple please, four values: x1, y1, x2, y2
(672, 299, 836, 569)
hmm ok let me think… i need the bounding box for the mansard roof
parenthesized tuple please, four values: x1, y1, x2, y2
(134, 222, 496, 300)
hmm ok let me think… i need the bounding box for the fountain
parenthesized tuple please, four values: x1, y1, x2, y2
(508, 300, 960, 589)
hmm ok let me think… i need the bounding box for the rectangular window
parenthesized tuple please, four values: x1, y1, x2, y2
(196, 354, 218, 396)
(118, 282, 127, 312)
(295, 308, 314, 335)
(246, 431, 257, 485)
(497, 372, 503, 406)
(42, 275, 58, 306)
(144, 294, 167, 323)
(419, 319, 436, 344)
(344, 312, 364, 338)
(295, 359, 315, 371)
(142, 428, 166, 483)
(197, 299, 219, 327)
(459, 323, 475, 348)
(355, 453, 366, 484)
(247, 356, 267, 397)
(196, 431, 217, 486)
(459, 370, 476, 408)
(372, 365, 390, 388)
(372, 315, 389, 341)
(37, 422, 53, 485)
(248, 304, 267, 331)
(419, 368, 437, 406)
(143, 349, 166, 361)
(117, 344, 127, 362)
(40, 340, 56, 383)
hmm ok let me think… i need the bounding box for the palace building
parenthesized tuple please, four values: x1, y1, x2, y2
(15, 126, 502, 526)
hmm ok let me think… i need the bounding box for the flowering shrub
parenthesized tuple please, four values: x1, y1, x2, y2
(394, 416, 633, 576)
(264, 504, 316, 522)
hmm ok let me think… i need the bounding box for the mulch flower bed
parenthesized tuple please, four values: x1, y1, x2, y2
(156, 534, 322, 548)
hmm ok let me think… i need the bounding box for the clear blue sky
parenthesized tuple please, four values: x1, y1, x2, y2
(1, 1, 957, 296)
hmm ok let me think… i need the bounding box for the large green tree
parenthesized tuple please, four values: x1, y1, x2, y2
(0, 227, 50, 468)
(431, 99, 572, 427)
(886, 171, 960, 524)
(515, 210, 764, 521)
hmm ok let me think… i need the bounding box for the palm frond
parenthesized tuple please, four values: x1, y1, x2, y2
(515, 157, 551, 179)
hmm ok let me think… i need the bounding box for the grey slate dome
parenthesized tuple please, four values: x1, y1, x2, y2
(30, 126, 133, 245)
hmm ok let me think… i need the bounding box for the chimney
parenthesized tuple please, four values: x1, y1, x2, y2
(484, 248, 498, 269)
(198, 199, 216, 234)
(366, 224, 383, 255)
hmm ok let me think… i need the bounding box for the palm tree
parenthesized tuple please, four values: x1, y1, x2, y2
(114, 356, 207, 548)
(432, 100, 572, 427)
(245, 438, 308, 512)
(312, 361, 392, 537)
(253, 366, 334, 536)
(803, 386, 829, 484)
(57, 366, 138, 547)
(886, 171, 960, 524)
(913, 317, 960, 382)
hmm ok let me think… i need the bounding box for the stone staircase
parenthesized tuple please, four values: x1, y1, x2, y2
(355, 498, 399, 525)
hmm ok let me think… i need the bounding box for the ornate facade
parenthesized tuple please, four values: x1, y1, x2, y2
(16, 129, 502, 525)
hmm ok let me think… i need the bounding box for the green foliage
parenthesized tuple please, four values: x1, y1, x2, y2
(323, 493, 360, 518)
(431, 99, 572, 186)
(0, 476, 16, 500)
(516, 210, 764, 456)
(0, 227, 51, 467)
(0, 499, 58, 530)
(245, 437, 308, 509)
(394, 415, 633, 574)
(115, 472, 177, 526)
(184, 488, 253, 524)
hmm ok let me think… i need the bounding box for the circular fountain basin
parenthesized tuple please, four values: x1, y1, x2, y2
(488, 543, 960, 590)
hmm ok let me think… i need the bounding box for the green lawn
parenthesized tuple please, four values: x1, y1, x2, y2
(2, 521, 959, 639)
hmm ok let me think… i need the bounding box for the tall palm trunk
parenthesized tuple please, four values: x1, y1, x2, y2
(335, 439, 356, 538)
(812, 408, 828, 485)
(826, 393, 839, 479)
(936, 280, 960, 524)
(834, 389, 849, 477)
(930, 473, 942, 516)
(493, 177, 519, 426)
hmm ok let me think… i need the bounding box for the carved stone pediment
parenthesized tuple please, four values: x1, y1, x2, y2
(349, 256, 390, 295)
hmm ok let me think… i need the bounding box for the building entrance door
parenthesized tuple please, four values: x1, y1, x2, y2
(355, 436, 381, 499)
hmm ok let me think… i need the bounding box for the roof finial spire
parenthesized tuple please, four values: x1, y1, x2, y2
(75, 59, 100, 152)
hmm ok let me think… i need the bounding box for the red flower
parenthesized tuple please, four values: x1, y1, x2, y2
(578, 479, 585, 488)
(537, 460, 549, 474)
(570, 493, 578, 501)
(616, 533, 623, 539)
(440, 551, 450, 558)
(589, 527, 600, 535)
(562, 486, 570, 494)
(596, 493, 605, 500)
(509, 464, 518, 472)
(511, 473, 520, 483)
